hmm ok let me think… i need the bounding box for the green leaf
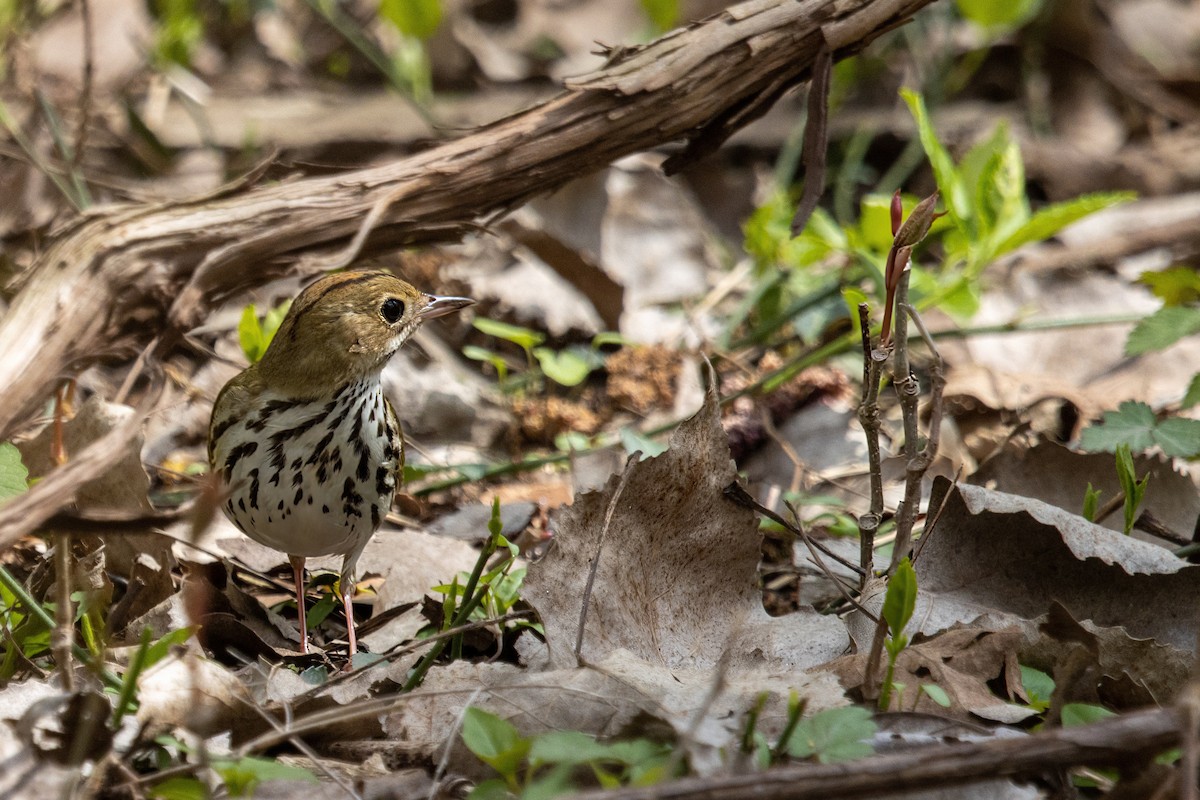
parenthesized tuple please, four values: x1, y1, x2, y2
(1115, 444, 1137, 499)
(214, 756, 317, 797)
(955, 0, 1043, 30)
(1079, 401, 1156, 453)
(461, 707, 530, 780)
(463, 345, 509, 380)
(237, 304, 264, 363)
(1153, 417, 1200, 458)
(528, 730, 610, 767)
(1125, 306, 1200, 356)
(619, 427, 668, 459)
(0, 442, 28, 503)
(786, 706, 877, 763)
(534, 345, 602, 387)
(473, 318, 545, 351)
(920, 683, 951, 707)
(1019, 665, 1054, 712)
(378, 0, 442, 38)
(1139, 267, 1200, 307)
(900, 89, 969, 227)
(996, 192, 1134, 256)
(1080, 400, 1200, 458)
(1184, 373, 1200, 410)
(639, 0, 678, 31)
(592, 331, 630, 348)
(466, 778, 512, 800)
(882, 558, 917, 639)
(148, 777, 209, 800)
(261, 300, 291, 347)
(1061, 702, 1116, 727)
(1082, 483, 1101, 522)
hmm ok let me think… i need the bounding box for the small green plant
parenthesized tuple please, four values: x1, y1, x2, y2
(784, 705, 877, 764)
(878, 557, 917, 711)
(1081, 483, 1102, 522)
(468, 319, 611, 392)
(422, 498, 538, 650)
(377, 0, 441, 102)
(638, 0, 679, 34)
(1080, 400, 1200, 459)
(150, 751, 317, 798)
(237, 301, 291, 364)
(1018, 664, 1054, 714)
(1114, 444, 1150, 535)
(461, 707, 674, 798)
(150, 0, 205, 69)
(732, 89, 1130, 357)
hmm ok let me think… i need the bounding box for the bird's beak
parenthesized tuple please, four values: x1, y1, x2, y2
(420, 294, 474, 320)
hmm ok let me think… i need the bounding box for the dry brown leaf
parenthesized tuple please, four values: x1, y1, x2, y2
(825, 627, 1027, 722)
(915, 479, 1200, 652)
(525, 374, 847, 671)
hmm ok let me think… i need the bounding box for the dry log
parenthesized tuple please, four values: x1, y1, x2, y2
(0, 0, 935, 544)
(572, 705, 1182, 800)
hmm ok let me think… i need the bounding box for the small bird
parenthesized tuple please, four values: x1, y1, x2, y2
(208, 270, 473, 657)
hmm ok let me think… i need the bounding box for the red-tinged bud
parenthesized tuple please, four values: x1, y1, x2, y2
(890, 189, 903, 237)
(894, 190, 940, 248)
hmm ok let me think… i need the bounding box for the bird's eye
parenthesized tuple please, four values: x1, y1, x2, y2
(380, 298, 405, 324)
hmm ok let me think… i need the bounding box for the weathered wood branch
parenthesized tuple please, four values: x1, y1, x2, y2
(0, 0, 936, 543)
(0, 0, 934, 439)
(573, 705, 1184, 800)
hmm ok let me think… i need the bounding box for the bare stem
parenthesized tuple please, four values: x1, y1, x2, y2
(855, 302, 886, 585)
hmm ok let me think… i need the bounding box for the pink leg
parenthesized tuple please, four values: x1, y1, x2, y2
(342, 573, 357, 665)
(289, 555, 308, 654)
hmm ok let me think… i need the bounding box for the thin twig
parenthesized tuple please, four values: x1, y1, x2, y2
(855, 302, 886, 585)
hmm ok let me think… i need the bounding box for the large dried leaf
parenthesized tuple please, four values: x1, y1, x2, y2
(913, 479, 1200, 651)
(525, 376, 847, 671)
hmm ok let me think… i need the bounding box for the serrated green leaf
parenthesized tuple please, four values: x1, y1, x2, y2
(900, 89, 969, 228)
(1125, 306, 1200, 356)
(0, 442, 28, 504)
(1078, 401, 1156, 453)
(996, 192, 1134, 256)
(786, 706, 877, 763)
(1152, 417, 1200, 458)
(882, 558, 918, 639)
(378, 0, 442, 38)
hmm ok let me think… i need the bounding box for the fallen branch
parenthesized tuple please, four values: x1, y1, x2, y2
(573, 705, 1182, 800)
(0, 0, 933, 441)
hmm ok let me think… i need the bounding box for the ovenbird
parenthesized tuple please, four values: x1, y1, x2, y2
(208, 270, 473, 657)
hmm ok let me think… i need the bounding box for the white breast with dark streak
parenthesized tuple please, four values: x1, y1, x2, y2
(215, 377, 399, 558)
